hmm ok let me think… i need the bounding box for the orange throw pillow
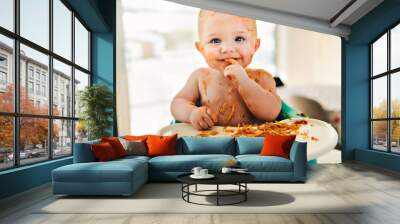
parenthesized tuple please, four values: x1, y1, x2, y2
(124, 135, 150, 141)
(91, 142, 117, 161)
(260, 134, 296, 159)
(146, 134, 177, 157)
(101, 137, 127, 158)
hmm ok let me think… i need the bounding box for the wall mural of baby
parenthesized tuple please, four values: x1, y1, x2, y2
(171, 10, 282, 130)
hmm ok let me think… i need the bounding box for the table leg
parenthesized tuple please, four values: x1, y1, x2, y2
(217, 184, 219, 206)
(245, 183, 247, 201)
(195, 184, 197, 192)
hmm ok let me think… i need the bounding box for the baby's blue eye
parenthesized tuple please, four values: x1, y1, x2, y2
(209, 38, 221, 44)
(235, 36, 246, 42)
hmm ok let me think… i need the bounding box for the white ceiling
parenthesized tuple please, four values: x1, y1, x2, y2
(166, 0, 384, 38)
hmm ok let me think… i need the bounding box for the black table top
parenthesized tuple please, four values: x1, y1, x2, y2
(177, 172, 255, 185)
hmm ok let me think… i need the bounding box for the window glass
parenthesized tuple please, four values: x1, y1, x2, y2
(20, 44, 49, 115)
(372, 77, 387, 119)
(53, 59, 72, 116)
(53, 0, 72, 60)
(75, 120, 88, 143)
(74, 69, 89, 118)
(19, 117, 49, 165)
(0, 116, 13, 170)
(0, 35, 13, 112)
(372, 121, 388, 151)
(372, 34, 387, 76)
(53, 119, 72, 157)
(391, 24, 400, 70)
(20, 0, 49, 49)
(0, 0, 14, 31)
(74, 18, 89, 69)
(391, 72, 400, 118)
(391, 120, 400, 153)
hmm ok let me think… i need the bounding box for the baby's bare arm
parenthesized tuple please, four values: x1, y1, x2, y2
(238, 69, 282, 121)
(170, 69, 201, 123)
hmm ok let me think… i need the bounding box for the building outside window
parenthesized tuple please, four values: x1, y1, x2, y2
(0, 54, 7, 88)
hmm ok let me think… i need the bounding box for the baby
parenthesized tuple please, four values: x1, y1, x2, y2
(170, 10, 282, 130)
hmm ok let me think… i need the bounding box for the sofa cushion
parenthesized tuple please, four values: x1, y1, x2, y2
(260, 134, 296, 159)
(101, 137, 127, 158)
(148, 154, 235, 172)
(147, 134, 177, 157)
(53, 158, 147, 183)
(119, 138, 147, 156)
(177, 137, 236, 155)
(91, 142, 118, 161)
(236, 137, 264, 155)
(236, 155, 293, 172)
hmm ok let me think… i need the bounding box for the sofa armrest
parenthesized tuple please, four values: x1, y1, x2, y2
(289, 141, 307, 181)
(73, 140, 100, 163)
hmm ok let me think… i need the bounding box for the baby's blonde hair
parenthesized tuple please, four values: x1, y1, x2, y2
(198, 9, 257, 39)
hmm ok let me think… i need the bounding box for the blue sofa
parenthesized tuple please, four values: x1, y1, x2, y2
(52, 137, 307, 196)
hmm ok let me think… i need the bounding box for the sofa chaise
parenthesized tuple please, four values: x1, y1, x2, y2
(52, 137, 307, 196)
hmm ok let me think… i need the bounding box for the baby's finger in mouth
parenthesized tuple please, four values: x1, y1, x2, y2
(225, 58, 239, 65)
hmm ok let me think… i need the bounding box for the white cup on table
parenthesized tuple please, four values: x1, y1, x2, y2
(200, 169, 208, 176)
(191, 167, 202, 176)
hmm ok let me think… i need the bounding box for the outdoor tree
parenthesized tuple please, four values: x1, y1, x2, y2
(0, 85, 59, 152)
(372, 99, 400, 141)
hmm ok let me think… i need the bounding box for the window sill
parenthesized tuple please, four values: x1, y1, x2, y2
(0, 156, 72, 176)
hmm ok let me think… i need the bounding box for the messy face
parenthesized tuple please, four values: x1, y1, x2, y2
(196, 11, 260, 72)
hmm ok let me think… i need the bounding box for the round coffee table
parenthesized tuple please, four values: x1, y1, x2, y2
(177, 173, 255, 206)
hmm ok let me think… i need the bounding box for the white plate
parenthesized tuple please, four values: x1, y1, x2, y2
(157, 118, 338, 160)
(190, 174, 215, 179)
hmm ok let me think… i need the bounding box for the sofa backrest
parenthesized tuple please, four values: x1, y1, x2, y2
(177, 137, 236, 155)
(73, 139, 101, 163)
(73, 136, 265, 162)
(235, 137, 264, 155)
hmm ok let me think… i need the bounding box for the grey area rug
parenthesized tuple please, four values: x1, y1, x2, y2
(38, 183, 362, 214)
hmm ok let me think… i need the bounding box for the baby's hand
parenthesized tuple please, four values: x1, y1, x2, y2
(224, 59, 247, 86)
(189, 106, 217, 130)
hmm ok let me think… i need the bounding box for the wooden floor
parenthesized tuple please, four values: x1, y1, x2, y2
(1, 162, 400, 224)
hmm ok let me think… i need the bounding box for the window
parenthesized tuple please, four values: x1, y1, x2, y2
(74, 18, 89, 70)
(0, 54, 7, 67)
(28, 67, 34, 80)
(28, 81, 34, 94)
(35, 70, 40, 81)
(0, 0, 14, 32)
(42, 85, 46, 97)
(0, 35, 13, 113)
(0, 71, 6, 85)
(53, 59, 71, 117)
(53, 0, 72, 60)
(0, 0, 91, 170)
(20, 0, 49, 49)
(371, 23, 400, 154)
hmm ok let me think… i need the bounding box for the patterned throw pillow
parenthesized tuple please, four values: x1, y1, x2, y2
(119, 138, 147, 156)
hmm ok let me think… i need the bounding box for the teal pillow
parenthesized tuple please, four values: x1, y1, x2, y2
(178, 137, 235, 155)
(236, 137, 264, 155)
